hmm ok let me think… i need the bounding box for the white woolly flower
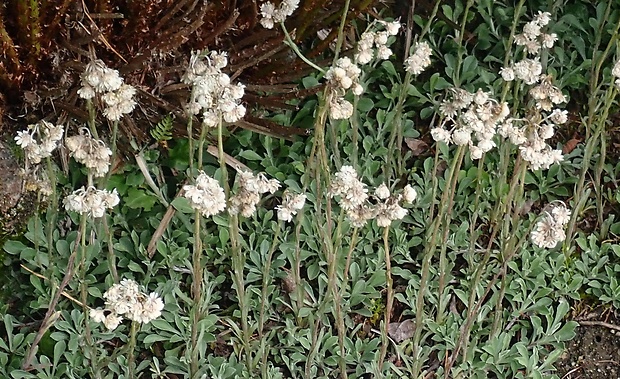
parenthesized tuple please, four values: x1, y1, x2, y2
(64, 187, 119, 218)
(80, 59, 123, 96)
(183, 171, 226, 217)
(103, 313, 123, 331)
(384, 20, 401, 36)
(277, 190, 306, 222)
(259, 0, 299, 29)
(330, 166, 368, 210)
(228, 171, 280, 217)
(14, 121, 64, 164)
(90, 308, 106, 323)
(375, 183, 390, 200)
(102, 84, 137, 121)
(500, 67, 515, 81)
(375, 198, 408, 227)
(531, 203, 570, 249)
(402, 184, 417, 203)
(513, 58, 542, 85)
(405, 41, 432, 75)
(549, 109, 568, 124)
(551, 203, 571, 225)
(431, 127, 451, 144)
(329, 97, 354, 120)
(65, 129, 112, 177)
(183, 51, 246, 124)
(95, 279, 164, 329)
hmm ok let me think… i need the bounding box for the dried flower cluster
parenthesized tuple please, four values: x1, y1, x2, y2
(355, 19, 401, 64)
(330, 166, 417, 227)
(183, 171, 227, 217)
(325, 57, 363, 120)
(91, 278, 164, 330)
(229, 171, 280, 217)
(497, 12, 566, 170)
(77, 59, 137, 121)
(404, 41, 432, 75)
(531, 203, 571, 248)
(183, 51, 246, 126)
(259, 0, 300, 29)
(276, 190, 306, 222)
(65, 128, 113, 177)
(15, 121, 64, 165)
(64, 186, 120, 218)
(435, 88, 510, 159)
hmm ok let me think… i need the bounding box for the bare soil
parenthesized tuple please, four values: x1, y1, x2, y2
(556, 308, 620, 379)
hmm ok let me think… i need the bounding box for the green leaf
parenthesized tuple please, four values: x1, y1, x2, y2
(124, 188, 157, 211)
(238, 150, 263, 161)
(171, 197, 194, 214)
(357, 98, 374, 113)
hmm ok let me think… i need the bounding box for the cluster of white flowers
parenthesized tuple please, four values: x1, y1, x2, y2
(404, 41, 432, 75)
(276, 190, 306, 222)
(65, 128, 113, 177)
(183, 51, 246, 126)
(77, 59, 137, 121)
(530, 203, 571, 248)
(259, 0, 299, 29)
(14, 121, 64, 164)
(325, 57, 363, 120)
(497, 11, 566, 171)
(102, 84, 137, 121)
(228, 171, 280, 217)
(330, 166, 417, 227)
(355, 20, 401, 64)
(514, 11, 556, 56)
(435, 88, 510, 159)
(91, 278, 164, 330)
(63, 186, 119, 218)
(501, 57, 542, 85)
(500, 12, 556, 85)
(183, 171, 227, 217)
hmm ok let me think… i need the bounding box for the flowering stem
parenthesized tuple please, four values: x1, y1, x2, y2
(198, 121, 208, 171)
(292, 212, 305, 319)
(230, 214, 252, 371)
(187, 88, 196, 174)
(436, 147, 465, 325)
(105, 120, 119, 183)
(418, 0, 441, 40)
(453, 0, 474, 87)
(386, 70, 412, 177)
(258, 223, 282, 338)
(342, 227, 359, 285)
(378, 226, 393, 372)
(102, 215, 119, 283)
(189, 209, 202, 378)
(331, 0, 351, 62)
(412, 145, 465, 377)
(77, 216, 102, 379)
(280, 23, 325, 74)
(128, 321, 138, 378)
(86, 99, 99, 139)
(44, 157, 59, 279)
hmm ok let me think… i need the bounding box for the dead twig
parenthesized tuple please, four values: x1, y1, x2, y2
(577, 320, 620, 332)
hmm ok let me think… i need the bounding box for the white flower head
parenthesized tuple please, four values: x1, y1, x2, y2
(405, 41, 432, 75)
(402, 184, 417, 203)
(183, 171, 226, 217)
(375, 183, 390, 200)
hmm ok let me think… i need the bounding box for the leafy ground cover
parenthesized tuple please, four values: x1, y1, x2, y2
(1, 1, 620, 378)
